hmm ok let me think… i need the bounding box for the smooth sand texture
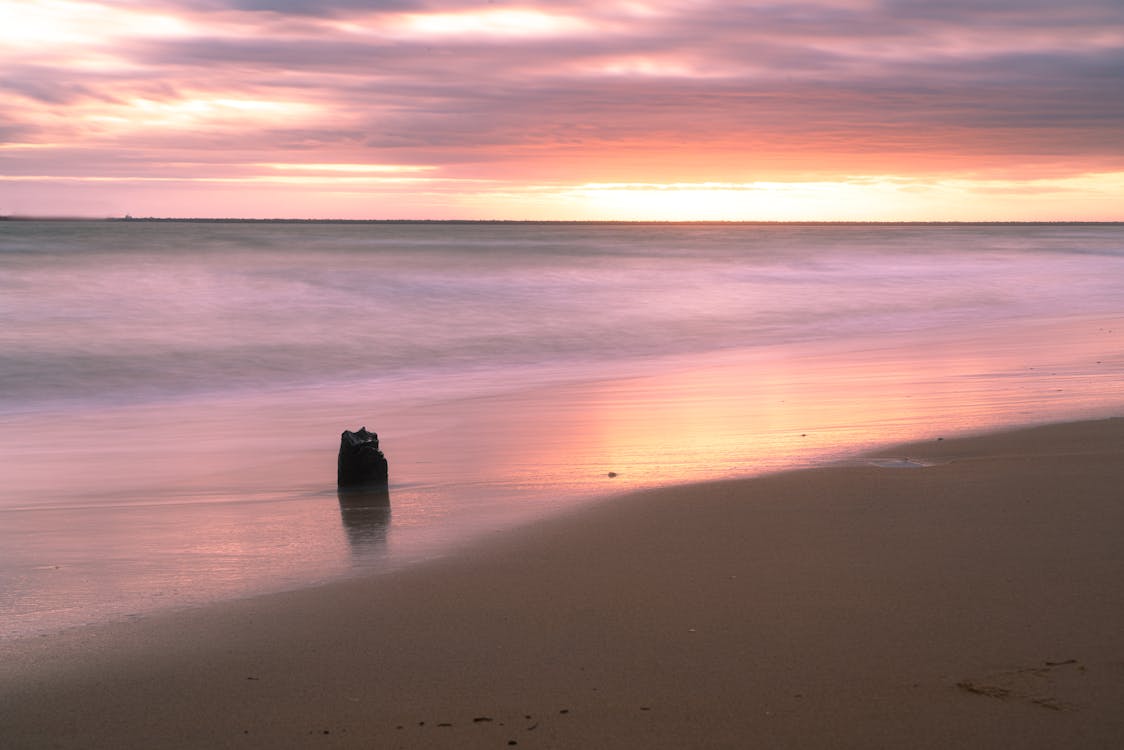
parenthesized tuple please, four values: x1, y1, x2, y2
(3, 418, 1124, 748)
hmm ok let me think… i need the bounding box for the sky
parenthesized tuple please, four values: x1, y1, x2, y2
(1, 0, 1123, 221)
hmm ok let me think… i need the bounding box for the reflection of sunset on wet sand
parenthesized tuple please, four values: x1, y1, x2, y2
(470, 314, 1124, 492)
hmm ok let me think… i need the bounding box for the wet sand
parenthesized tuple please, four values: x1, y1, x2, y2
(2, 418, 1123, 748)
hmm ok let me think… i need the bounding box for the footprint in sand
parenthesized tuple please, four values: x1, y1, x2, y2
(957, 659, 1086, 711)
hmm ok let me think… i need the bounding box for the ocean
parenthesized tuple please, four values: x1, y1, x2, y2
(2, 220, 1123, 638)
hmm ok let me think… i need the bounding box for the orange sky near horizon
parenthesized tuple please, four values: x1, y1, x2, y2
(2, 0, 1123, 221)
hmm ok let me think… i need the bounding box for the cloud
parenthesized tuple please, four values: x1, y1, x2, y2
(0, 75, 106, 106)
(186, 0, 424, 14)
(2, 0, 1122, 217)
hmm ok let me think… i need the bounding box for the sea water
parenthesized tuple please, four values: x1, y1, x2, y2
(2, 221, 1123, 637)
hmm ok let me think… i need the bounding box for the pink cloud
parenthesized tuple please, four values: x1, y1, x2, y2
(2, 0, 1122, 218)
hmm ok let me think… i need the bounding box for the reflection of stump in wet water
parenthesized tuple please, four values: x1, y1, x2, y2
(337, 486, 391, 558)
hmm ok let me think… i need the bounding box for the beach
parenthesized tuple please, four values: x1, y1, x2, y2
(7, 221, 1123, 640)
(6, 0, 1124, 740)
(3, 417, 1123, 748)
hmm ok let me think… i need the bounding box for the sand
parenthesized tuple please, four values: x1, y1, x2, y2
(2, 418, 1123, 748)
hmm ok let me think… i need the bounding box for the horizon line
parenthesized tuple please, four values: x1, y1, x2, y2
(3, 215, 1123, 226)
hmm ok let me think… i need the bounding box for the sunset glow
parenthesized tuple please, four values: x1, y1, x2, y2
(2, 0, 1122, 220)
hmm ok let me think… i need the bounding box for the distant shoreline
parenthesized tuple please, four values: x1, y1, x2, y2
(2, 216, 1122, 226)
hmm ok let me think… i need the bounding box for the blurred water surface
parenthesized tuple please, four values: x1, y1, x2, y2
(2, 221, 1123, 637)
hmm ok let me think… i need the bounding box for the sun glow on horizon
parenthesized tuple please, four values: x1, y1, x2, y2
(5, 172, 1124, 221)
(566, 181, 866, 221)
(542, 173, 1124, 222)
